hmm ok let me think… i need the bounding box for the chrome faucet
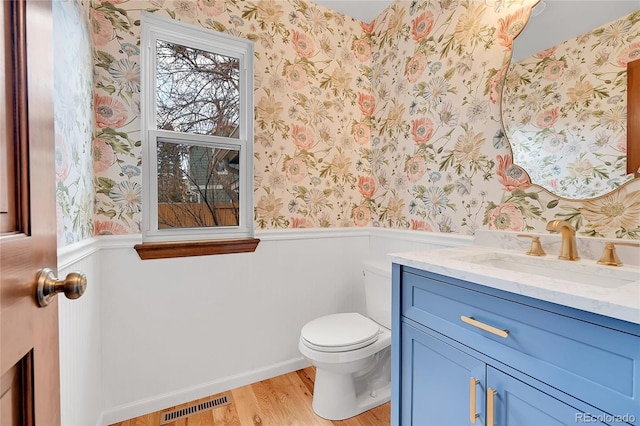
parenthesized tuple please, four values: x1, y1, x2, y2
(546, 220, 579, 260)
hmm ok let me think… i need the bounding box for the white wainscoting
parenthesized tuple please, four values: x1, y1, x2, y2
(57, 228, 471, 425)
(57, 238, 103, 426)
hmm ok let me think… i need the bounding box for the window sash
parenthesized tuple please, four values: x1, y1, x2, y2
(145, 130, 252, 241)
(155, 39, 241, 138)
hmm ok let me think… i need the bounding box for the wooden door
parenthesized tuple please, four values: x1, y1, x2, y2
(1, 0, 59, 424)
(629, 58, 639, 177)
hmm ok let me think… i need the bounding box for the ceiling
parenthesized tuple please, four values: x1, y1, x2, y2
(314, 0, 640, 27)
(313, 0, 393, 23)
(513, 0, 640, 61)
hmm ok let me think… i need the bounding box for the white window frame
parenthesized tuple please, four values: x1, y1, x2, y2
(140, 12, 254, 243)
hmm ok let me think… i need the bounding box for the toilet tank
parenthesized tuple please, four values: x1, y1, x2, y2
(363, 260, 392, 330)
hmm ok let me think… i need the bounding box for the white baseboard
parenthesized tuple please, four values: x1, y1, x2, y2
(94, 413, 105, 426)
(100, 357, 310, 425)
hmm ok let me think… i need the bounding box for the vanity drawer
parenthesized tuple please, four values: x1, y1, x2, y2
(400, 268, 640, 421)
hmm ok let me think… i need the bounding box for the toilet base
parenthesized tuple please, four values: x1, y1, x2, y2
(312, 377, 391, 421)
(310, 347, 391, 420)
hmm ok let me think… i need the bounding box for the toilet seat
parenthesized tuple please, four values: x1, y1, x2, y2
(301, 313, 380, 352)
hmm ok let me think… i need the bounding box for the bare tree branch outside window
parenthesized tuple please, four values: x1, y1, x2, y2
(155, 40, 241, 229)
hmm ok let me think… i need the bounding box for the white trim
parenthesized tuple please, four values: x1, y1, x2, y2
(57, 235, 142, 267)
(257, 227, 472, 246)
(369, 227, 473, 247)
(64, 228, 472, 254)
(97, 234, 143, 249)
(140, 12, 254, 64)
(100, 357, 309, 425)
(57, 238, 101, 271)
(256, 227, 371, 241)
(95, 413, 105, 426)
(140, 12, 254, 243)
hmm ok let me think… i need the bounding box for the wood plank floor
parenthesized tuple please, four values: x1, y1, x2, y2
(111, 367, 390, 426)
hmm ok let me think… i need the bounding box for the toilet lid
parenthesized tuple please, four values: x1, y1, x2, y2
(301, 313, 380, 352)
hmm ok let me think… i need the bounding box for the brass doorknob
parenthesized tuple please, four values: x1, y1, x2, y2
(35, 268, 87, 307)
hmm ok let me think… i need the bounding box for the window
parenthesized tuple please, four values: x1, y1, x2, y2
(139, 13, 256, 256)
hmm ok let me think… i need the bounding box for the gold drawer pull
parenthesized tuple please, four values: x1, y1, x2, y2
(461, 316, 509, 338)
(469, 377, 480, 424)
(487, 388, 497, 426)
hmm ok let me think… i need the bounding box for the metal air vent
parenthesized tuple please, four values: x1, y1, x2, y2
(160, 395, 231, 424)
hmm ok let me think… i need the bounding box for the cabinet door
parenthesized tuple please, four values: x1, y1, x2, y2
(401, 322, 486, 426)
(486, 367, 607, 426)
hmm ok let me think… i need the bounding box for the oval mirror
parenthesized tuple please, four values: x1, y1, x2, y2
(502, 0, 640, 200)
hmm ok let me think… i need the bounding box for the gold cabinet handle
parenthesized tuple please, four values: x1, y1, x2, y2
(469, 377, 480, 424)
(461, 316, 509, 338)
(487, 388, 497, 426)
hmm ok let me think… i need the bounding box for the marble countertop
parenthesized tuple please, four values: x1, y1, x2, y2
(388, 231, 640, 325)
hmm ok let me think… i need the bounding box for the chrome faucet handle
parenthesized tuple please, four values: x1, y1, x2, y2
(597, 241, 640, 267)
(517, 234, 546, 256)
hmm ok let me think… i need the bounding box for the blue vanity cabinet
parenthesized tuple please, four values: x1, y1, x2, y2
(391, 264, 640, 426)
(400, 321, 486, 426)
(486, 367, 608, 425)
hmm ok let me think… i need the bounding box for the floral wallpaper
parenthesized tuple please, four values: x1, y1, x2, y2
(88, 0, 370, 234)
(366, 0, 529, 234)
(503, 11, 639, 200)
(53, 0, 94, 247)
(366, 0, 639, 239)
(53, 0, 640, 247)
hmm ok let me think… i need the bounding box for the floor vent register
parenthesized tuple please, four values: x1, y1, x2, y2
(160, 395, 231, 424)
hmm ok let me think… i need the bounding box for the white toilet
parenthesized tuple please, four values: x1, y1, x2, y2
(298, 260, 391, 420)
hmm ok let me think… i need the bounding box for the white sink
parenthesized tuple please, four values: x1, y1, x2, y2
(455, 252, 639, 288)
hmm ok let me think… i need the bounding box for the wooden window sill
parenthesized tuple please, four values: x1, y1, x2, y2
(134, 238, 260, 260)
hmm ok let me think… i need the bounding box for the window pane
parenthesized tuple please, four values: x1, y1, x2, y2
(156, 40, 240, 138)
(157, 140, 240, 229)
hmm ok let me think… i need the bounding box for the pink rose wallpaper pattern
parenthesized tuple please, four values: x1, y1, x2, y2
(53, 0, 640, 248)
